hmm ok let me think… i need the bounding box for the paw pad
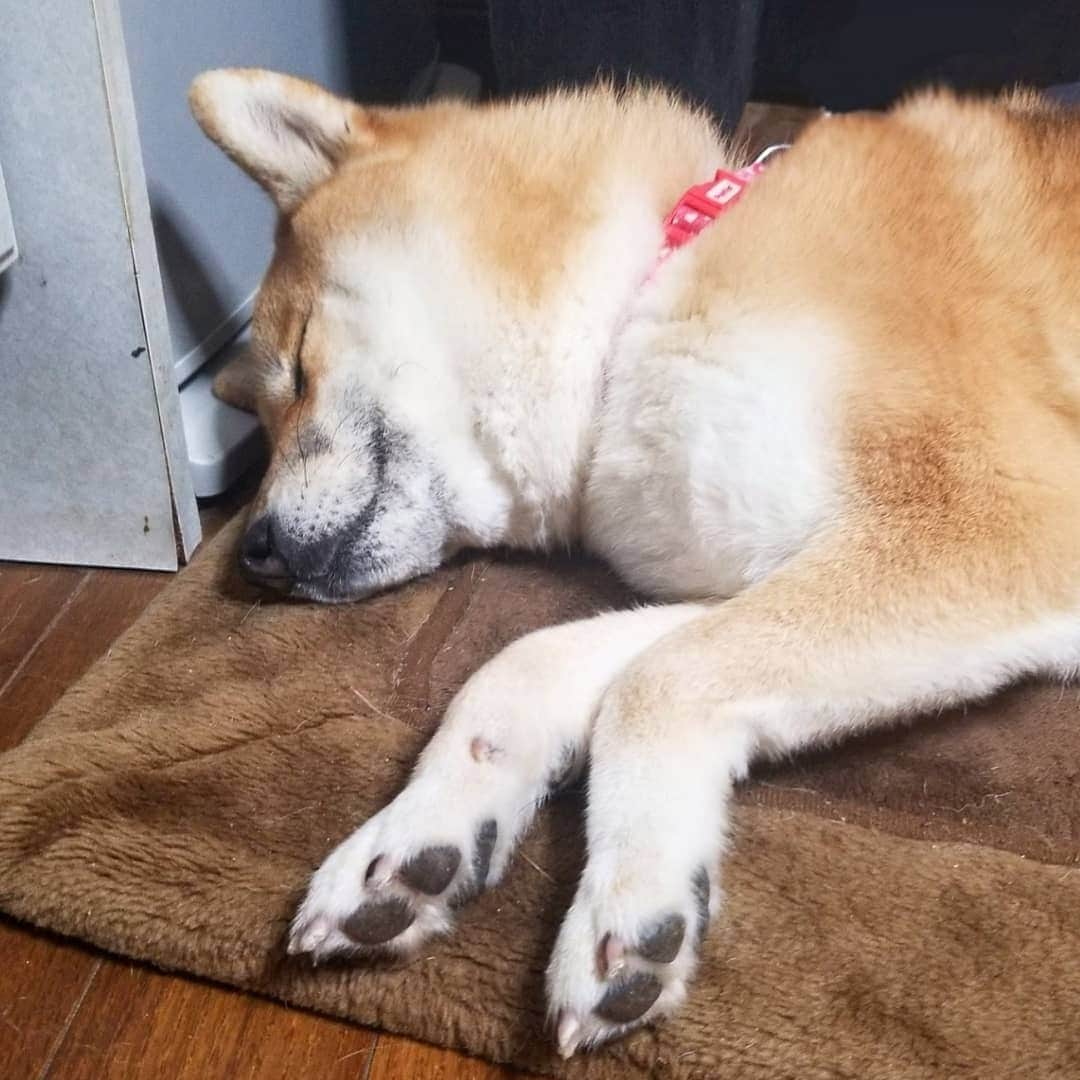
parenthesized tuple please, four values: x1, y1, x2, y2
(399, 845, 461, 895)
(343, 896, 415, 945)
(471, 819, 498, 888)
(691, 865, 711, 943)
(594, 972, 663, 1024)
(637, 913, 686, 964)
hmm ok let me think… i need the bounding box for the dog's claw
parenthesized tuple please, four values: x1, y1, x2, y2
(288, 914, 331, 955)
(598, 932, 625, 979)
(556, 1012, 582, 1059)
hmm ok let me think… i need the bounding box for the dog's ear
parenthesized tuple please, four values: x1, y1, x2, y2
(212, 350, 263, 414)
(189, 69, 371, 212)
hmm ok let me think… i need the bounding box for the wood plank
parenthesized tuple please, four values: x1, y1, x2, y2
(0, 567, 168, 750)
(0, 563, 85, 690)
(0, 471, 255, 751)
(0, 921, 102, 1080)
(0, 561, 171, 1074)
(42, 959, 376, 1080)
(0, 473, 261, 1077)
(366, 1034, 526, 1080)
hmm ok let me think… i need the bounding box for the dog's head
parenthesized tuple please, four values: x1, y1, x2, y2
(191, 70, 710, 601)
(189, 70, 516, 601)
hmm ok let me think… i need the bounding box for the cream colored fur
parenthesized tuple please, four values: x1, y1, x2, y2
(189, 70, 1080, 1055)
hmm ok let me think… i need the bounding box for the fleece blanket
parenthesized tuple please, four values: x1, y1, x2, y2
(1, 515, 1079, 1078)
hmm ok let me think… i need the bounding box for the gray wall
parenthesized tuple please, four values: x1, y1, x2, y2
(0, 1, 189, 570)
(119, 0, 358, 382)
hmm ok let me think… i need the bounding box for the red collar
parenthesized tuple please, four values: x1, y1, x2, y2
(653, 143, 789, 273)
(600, 144, 791, 401)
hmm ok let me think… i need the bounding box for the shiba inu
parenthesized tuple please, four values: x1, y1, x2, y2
(189, 69, 1080, 1056)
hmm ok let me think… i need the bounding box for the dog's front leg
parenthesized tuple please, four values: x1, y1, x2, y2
(546, 537, 1074, 1055)
(289, 603, 705, 960)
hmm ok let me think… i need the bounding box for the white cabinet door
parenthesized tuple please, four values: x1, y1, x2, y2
(0, 160, 15, 275)
(0, 0, 199, 570)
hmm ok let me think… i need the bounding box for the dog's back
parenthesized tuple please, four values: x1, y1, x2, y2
(586, 89, 1080, 600)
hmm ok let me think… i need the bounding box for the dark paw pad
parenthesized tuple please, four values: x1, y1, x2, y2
(471, 819, 497, 889)
(637, 913, 686, 964)
(399, 845, 461, 895)
(343, 896, 415, 946)
(594, 971, 663, 1024)
(691, 866, 711, 944)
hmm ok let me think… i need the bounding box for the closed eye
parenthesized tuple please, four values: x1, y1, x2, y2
(293, 319, 310, 399)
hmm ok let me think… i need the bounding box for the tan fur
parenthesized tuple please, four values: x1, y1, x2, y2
(660, 92, 1080, 613)
(189, 71, 1080, 1051)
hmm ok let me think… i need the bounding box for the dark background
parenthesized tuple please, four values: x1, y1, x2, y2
(361, 1, 1080, 130)
(754, 0, 1080, 109)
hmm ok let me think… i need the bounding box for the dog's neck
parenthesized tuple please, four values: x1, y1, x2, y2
(430, 97, 735, 556)
(458, 173, 731, 554)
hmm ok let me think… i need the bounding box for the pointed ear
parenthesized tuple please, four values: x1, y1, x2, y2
(212, 350, 263, 413)
(189, 68, 370, 212)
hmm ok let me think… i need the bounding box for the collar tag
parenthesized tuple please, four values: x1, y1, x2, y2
(658, 144, 789, 260)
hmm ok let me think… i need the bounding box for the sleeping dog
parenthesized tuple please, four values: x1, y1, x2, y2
(190, 69, 1080, 1056)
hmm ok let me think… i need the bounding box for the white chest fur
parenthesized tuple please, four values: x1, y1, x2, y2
(583, 289, 844, 601)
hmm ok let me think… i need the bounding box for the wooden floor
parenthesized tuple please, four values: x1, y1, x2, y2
(0, 490, 521, 1080)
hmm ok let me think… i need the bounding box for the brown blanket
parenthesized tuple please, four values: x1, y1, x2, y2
(1, 516, 1079, 1078)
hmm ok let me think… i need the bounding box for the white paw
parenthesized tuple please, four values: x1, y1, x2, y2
(288, 785, 501, 962)
(288, 645, 590, 964)
(546, 863, 715, 1057)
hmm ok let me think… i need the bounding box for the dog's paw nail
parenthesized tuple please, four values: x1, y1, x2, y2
(637, 913, 686, 964)
(598, 932, 625, 979)
(289, 915, 329, 955)
(594, 972, 663, 1025)
(343, 896, 415, 945)
(399, 845, 461, 895)
(556, 1011, 583, 1058)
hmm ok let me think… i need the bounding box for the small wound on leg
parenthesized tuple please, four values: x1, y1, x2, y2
(470, 736, 501, 762)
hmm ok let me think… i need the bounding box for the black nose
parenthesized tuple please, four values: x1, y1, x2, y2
(239, 516, 291, 586)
